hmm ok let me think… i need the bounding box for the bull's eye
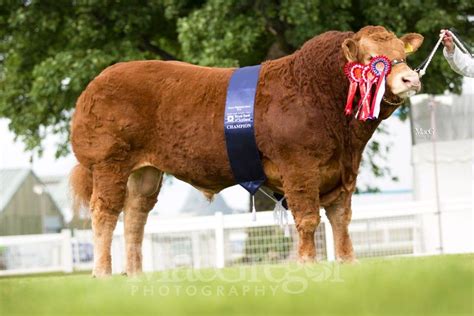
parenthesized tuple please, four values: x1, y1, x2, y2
(367, 56, 376, 63)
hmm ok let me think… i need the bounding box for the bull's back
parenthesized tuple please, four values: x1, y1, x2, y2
(71, 60, 236, 187)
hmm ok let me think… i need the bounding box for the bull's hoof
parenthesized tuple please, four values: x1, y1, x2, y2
(297, 255, 317, 264)
(125, 271, 143, 277)
(336, 257, 359, 264)
(92, 268, 112, 278)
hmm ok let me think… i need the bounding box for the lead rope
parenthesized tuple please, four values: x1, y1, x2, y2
(416, 30, 471, 77)
(257, 188, 290, 237)
(416, 31, 445, 77)
(448, 28, 472, 56)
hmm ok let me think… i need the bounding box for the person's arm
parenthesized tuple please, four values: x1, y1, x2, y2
(442, 30, 474, 78)
(450, 47, 474, 78)
(443, 47, 465, 75)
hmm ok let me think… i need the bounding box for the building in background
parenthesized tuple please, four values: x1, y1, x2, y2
(410, 93, 473, 200)
(173, 189, 234, 216)
(149, 176, 247, 218)
(0, 169, 64, 235)
(409, 91, 473, 254)
(41, 175, 91, 229)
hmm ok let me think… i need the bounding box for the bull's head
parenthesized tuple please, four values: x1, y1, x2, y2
(342, 26, 424, 101)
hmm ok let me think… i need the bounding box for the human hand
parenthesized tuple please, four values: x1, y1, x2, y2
(440, 29, 454, 54)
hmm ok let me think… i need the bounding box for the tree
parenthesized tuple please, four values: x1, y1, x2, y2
(0, 0, 471, 190)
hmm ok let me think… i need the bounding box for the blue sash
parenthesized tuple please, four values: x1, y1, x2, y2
(224, 65, 266, 195)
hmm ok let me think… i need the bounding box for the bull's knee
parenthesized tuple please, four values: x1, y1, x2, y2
(297, 212, 321, 234)
(128, 166, 162, 197)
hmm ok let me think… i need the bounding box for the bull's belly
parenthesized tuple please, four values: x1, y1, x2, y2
(140, 125, 236, 192)
(261, 158, 342, 198)
(157, 155, 236, 193)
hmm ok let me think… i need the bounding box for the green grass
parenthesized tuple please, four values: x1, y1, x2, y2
(1, 254, 473, 316)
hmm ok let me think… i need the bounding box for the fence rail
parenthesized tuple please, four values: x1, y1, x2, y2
(0, 198, 471, 276)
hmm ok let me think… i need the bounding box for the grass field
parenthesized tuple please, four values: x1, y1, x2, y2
(0, 254, 473, 316)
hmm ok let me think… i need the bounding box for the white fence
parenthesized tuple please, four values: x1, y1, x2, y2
(0, 198, 471, 276)
(0, 230, 73, 276)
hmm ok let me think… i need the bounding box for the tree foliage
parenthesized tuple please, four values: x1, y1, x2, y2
(0, 1, 472, 184)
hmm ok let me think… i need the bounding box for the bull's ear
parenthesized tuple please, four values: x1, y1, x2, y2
(400, 33, 424, 55)
(342, 38, 358, 62)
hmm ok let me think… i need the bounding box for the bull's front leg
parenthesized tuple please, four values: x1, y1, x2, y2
(281, 164, 321, 263)
(324, 192, 356, 263)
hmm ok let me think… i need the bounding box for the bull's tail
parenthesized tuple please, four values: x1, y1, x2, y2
(70, 163, 93, 215)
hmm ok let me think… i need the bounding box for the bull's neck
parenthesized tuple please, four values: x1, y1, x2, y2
(350, 119, 381, 150)
(348, 100, 400, 151)
(290, 46, 383, 152)
(265, 31, 398, 158)
(287, 41, 401, 190)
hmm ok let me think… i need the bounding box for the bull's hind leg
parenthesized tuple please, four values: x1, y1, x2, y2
(90, 163, 129, 277)
(281, 162, 321, 263)
(325, 193, 356, 262)
(124, 166, 162, 276)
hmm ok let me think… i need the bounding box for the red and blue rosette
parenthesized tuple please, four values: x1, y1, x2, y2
(369, 55, 391, 119)
(344, 56, 393, 121)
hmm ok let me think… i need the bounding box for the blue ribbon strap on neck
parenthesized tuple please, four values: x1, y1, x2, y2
(224, 65, 266, 195)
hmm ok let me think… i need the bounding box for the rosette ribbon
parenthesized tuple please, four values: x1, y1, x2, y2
(344, 55, 393, 121)
(368, 56, 392, 119)
(356, 66, 377, 121)
(343, 62, 364, 115)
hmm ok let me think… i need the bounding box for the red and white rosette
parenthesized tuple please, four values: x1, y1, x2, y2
(344, 56, 393, 121)
(343, 62, 364, 115)
(356, 65, 377, 121)
(369, 55, 392, 119)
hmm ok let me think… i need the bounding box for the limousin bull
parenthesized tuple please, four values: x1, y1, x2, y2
(71, 26, 423, 277)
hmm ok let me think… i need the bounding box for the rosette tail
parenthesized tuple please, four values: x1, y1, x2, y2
(370, 71, 386, 119)
(358, 70, 376, 121)
(359, 93, 372, 121)
(344, 62, 364, 118)
(344, 81, 358, 115)
(355, 82, 367, 120)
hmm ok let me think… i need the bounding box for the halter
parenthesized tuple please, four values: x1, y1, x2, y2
(382, 96, 405, 106)
(391, 58, 406, 66)
(383, 59, 407, 106)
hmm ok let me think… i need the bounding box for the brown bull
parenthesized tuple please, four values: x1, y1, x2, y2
(71, 26, 423, 277)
